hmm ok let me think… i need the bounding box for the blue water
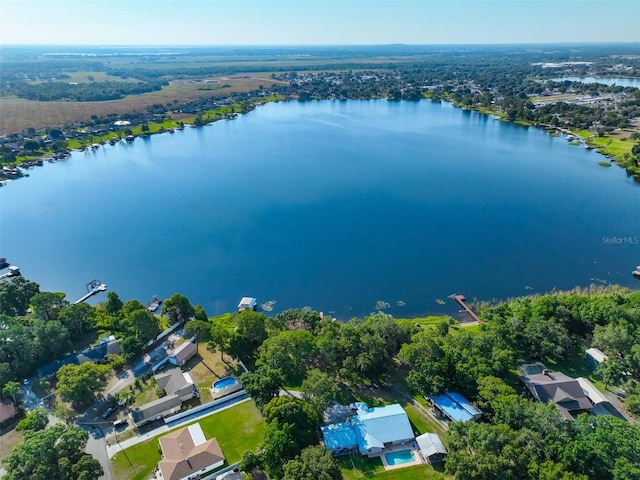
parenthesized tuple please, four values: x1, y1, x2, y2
(213, 377, 237, 389)
(385, 450, 414, 465)
(1, 100, 638, 319)
(552, 76, 640, 87)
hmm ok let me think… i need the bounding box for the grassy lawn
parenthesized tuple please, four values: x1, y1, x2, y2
(184, 343, 242, 403)
(0, 427, 24, 465)
(338, 455, 446, 480)
(112, 400, 265, 480)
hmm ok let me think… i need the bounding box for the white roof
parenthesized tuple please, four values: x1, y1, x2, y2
(416, 433, 447, 457)
(585, 348, 608, 363)
(238, 297, 257, 308)
(187, 424, 206, 446)
(577, 377, 608, 404)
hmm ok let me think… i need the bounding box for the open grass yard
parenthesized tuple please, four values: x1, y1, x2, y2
(338, 454, 447, 480)
(0, 427, 24, 465)
(111, 399, 265, 480)
(184, 344, 242, 402)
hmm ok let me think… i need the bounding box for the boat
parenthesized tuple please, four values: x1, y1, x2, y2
(633, 266, 640, 280)
(146, 296, 163, 313)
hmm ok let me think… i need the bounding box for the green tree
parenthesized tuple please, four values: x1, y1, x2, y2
(56, 362, 111, 405)
(58, 302, 95, 335)
(30, 291, 68, 321)
(301, 368, 338, 416)
(209, 322, 231, 360)
(184, 319, 212, 343)
(193, 304, 208, 322)
(105, 291, 123, 315)
(0, 277, 40, 316)
(596, 357, 626, 389)
(240, 365, 283, 408)
(161, 293, 194, 325)
(263, 396, 318, 447)
(4, 424, 103, 480)
(2, 380, 21, 404)
(262, 420, 299, 478)
(16, 407, 48, 432)
(128, 308, 160, 343)
(282, 445, 342, 480)
(228, 310, 268, 360)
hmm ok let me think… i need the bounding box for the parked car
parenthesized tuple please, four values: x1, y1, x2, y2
(101, 405, 119, 419)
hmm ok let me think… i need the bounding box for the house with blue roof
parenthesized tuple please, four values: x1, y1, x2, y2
(321, 403, 415, 457)
(430, 392, 482, 422)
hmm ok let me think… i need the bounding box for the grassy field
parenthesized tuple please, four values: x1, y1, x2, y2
(0, 427, 24, 465)
(111, 399, 265, 480)
(0, 74, 283, 135)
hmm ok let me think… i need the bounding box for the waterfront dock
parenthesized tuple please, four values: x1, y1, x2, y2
(453, 294, 483, 324)
(0, 265, 21, 281)
(74, 280, 107, 304)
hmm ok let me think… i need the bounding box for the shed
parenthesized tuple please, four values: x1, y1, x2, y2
(168, 341, 197, 367)
(585, 348, 608, 369)
(416, 432, 447, 463)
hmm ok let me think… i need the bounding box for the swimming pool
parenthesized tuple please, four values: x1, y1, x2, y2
(385, 450, 415, 466)
(213, 377, 238, 389)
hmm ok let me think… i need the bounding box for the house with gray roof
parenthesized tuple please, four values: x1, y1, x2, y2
(155, 367, 197, 402)
(520, 369, 593, 420)
(130, 394, 182, 427)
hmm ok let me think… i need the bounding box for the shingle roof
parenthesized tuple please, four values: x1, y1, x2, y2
(156, 367, 190, 396)
(171, 341, 197, 364)
(158, 424, 225, 480)
(520, 371, 593, 418)
(130, 394, 181, 423)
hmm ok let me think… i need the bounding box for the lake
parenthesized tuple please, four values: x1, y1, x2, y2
(1, 100, 638, 319)
(552, 76, 640, 88)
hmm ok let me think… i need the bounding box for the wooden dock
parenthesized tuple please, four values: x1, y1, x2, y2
(453, 295, 483, 324)
(74, 280, 107, 304)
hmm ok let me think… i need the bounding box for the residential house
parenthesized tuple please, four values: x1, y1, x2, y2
(130, 394, 182, 428)
(520, 369, 593, 420)
(157, 423, 225, 480)
(0, 399, 20, 430)
(155, 367, 197, 402)
(168, 341, 197, 368)
(321, 403, 415, 457)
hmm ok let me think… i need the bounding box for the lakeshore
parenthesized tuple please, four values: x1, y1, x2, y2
(1, 99, 638, 319)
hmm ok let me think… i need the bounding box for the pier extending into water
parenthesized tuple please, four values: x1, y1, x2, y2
(453, 295, 483, 324)
(74, 279, 107, 304)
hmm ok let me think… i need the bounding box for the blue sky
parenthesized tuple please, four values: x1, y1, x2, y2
(1, 0, 638, 45)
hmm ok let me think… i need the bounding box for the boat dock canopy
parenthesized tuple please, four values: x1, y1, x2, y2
(238, 297, 257, 311)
